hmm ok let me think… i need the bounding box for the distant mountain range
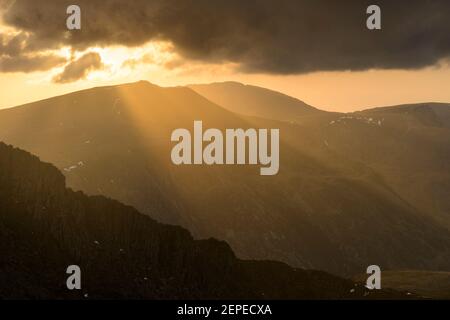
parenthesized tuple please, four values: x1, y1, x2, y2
(0, 80, 449, 277)
(0, 142, 411, 299)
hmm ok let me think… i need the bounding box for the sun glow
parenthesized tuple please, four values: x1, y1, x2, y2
(82, 41, 179, 80)
(30, 41, 182, 85)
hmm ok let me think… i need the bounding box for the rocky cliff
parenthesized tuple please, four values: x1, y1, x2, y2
(0, 142, 410, 299)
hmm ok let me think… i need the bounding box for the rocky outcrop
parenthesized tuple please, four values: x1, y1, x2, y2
(0, 142, 411, 299)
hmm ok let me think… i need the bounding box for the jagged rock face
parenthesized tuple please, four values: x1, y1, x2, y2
(0, 142, 411, 299)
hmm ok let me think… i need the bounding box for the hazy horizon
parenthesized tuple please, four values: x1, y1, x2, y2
(1, 76, 450, 113)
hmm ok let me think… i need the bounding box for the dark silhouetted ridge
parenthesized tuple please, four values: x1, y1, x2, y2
(0, 142, 412, 299)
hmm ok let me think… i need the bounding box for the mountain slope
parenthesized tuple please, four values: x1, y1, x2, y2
(189, 82, 324, 122)
(188, 83, 450, 232)
(316, 103, 450, 230)
(361, 103, 450, 127)
(0, 142, 410, 299)
(1, 81, 450, 277)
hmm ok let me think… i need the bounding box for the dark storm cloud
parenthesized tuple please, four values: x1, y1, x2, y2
(1, 0, 449, 74)
(53, 52, 103, 83)
(0, 33, 26, 56)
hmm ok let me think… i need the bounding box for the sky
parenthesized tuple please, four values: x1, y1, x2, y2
(1, 0, 449, 112)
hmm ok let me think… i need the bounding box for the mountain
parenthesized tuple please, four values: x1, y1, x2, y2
(189, 82, 324, 122)
(319, 103, 450, 230)
(1, 81, 450, 277)
(189, 83, 450, 231)
(361, 103, 450, 128)
(0, 142, 411, 299)
(273, 101, 450, 246)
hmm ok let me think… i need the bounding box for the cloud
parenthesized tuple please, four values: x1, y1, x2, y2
(0, 31, 67, 72)
(0, 32, 26, 56)
(122, 53, 154, 69)
(0, 0, 15, 11)
(164, 57, 184, 70)
(1, 0, 450, 74)
(0, 53, 66, 72)
(53, 52, 104, 83)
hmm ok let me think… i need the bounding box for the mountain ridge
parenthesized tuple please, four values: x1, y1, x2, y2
(189, 81, 326, 122)
(0, 141, 414, 299)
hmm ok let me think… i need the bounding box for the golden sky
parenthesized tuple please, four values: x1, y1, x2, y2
(1, 1, 449, 112)
(1, 44, 449, 112)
